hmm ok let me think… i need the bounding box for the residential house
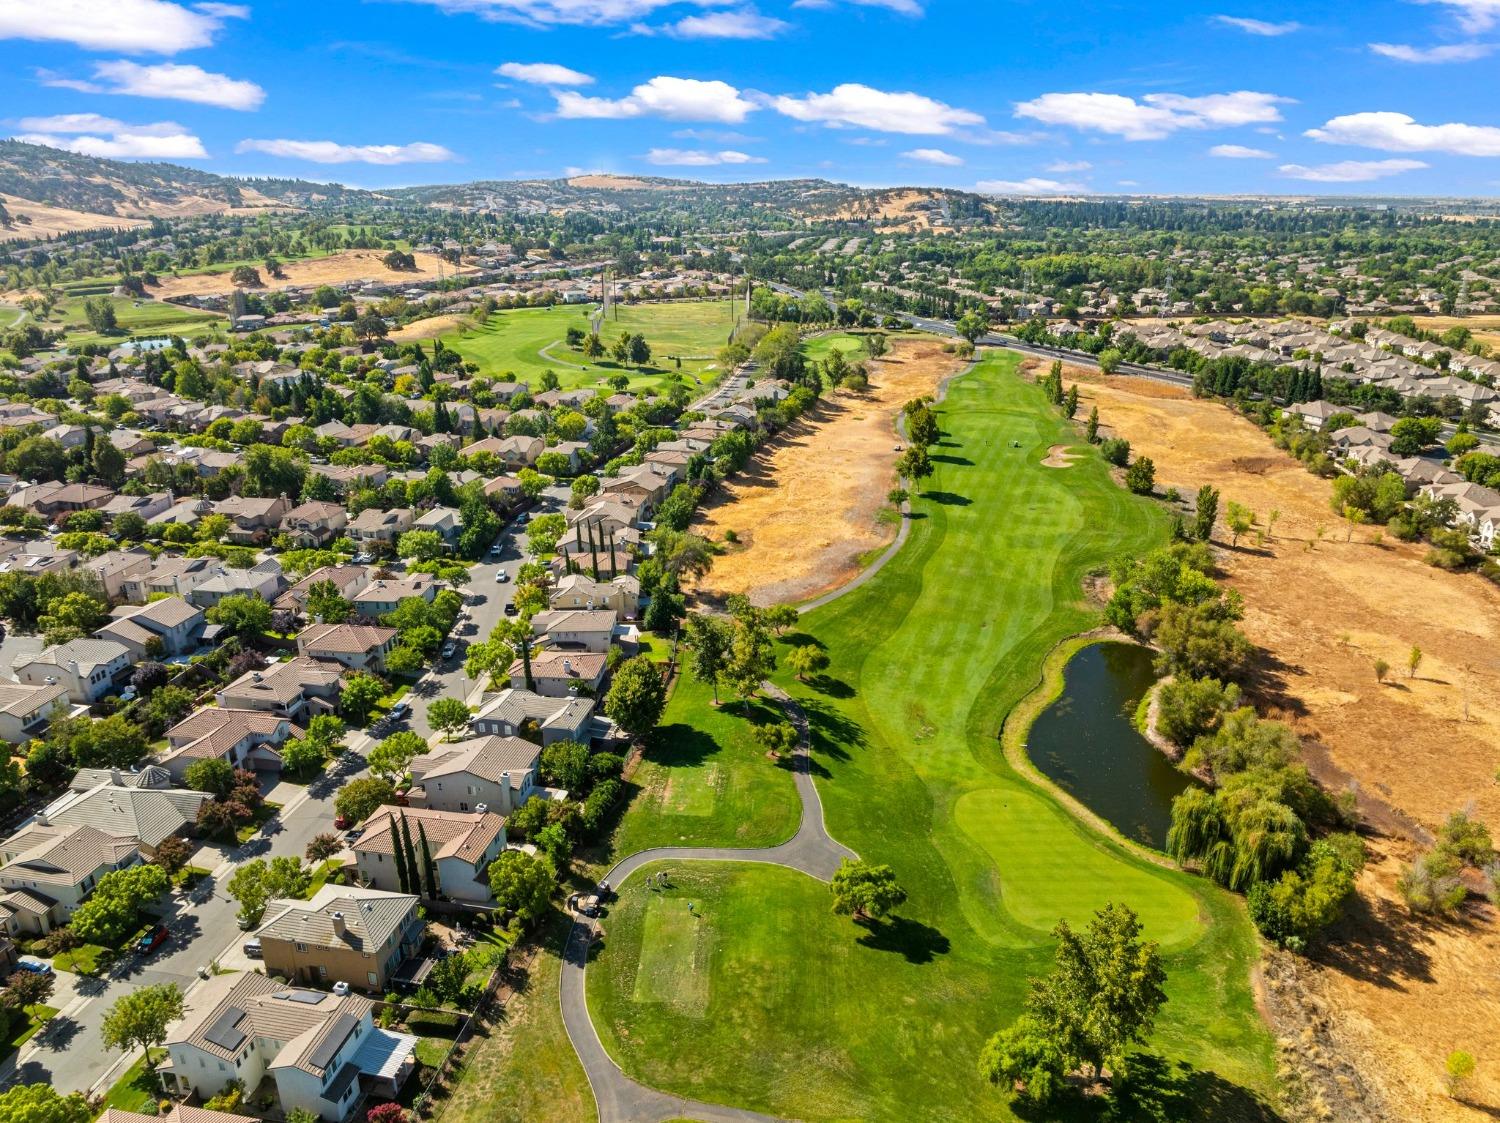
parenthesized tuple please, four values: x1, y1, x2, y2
(96, 596, 207, 658)
(276, 564, 371, 618)
(102, 492, 172, 523)
(348, 508, 414, 552)
(0, 539, 79, 578)
(0, 822, 141, 934)
(255, 885, 423, 993)
(120, 555, 224, 603)
(82, 548, 155, 601)
(412, 506, 461, 545)
(350, 806, 507, 903)
(158, 972, 417, 1122)
(510, 649, 607, 698)
(215, 495, 293, 545)
(13, 638, 133, 703)
(161, 707, 302, 779)
(296, 623, 398, 673)
(0, 680, 70, 744)
(406, 736, 540, 815)
(352, 577, 436, 620)
(30, 483, 114, 522)
(547, 573, 639, 621)
(187, 560, 286, 608)
(217, 656, 345, 721)
(530, 608, 616, 653)
(42, 770, 211, 853)
(280, 501, 349, 548)
(470, 688, 595, 746)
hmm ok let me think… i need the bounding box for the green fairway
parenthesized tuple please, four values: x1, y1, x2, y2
(609, 673, 800, 854)
(45, 295, 224, 346)
(632, 895, 712, 1014)
(587, 352, 1277, 1121)
(441, 300, 737, 393)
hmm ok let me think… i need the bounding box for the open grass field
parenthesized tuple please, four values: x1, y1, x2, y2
(37, 294, 224, 347)
(693, 336, 961, 606)
(439, 300, 736, 393)
(609, 673, 801, 854)
(1064, 362, 1500, 1121)
(586, 352, 1278, 1121)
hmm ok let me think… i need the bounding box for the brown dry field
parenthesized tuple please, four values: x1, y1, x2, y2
(389, 313, 471, 342)
(148, 250, 473, 300)
(691, 338, 961, 606)
(0, 193, 148, 239)
(1400, 313, 1500, 352)
(1049, 360, 1500, 1120)
(566, 174, 660, 190)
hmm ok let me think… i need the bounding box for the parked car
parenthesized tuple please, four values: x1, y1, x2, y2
(389, 700, 411, 720)
(137, 924, 169, 955)
(496, 569, 509, 582)
(242, 938, 263, 959)
(504, 602, 519, 616)
(440, 642, 457, 660)
(334, 813, 353, 830)
(15, 956, 52, 975)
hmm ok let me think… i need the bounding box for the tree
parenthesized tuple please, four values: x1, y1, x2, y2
(368, 731, 424, 779)
(1374, 658, 1390, 683)
(534, 821, 571, 868)
(604, 657, 667, 741)
(955, 311, 987, 344)
(306, 833, 343, 862)
(979, 1014, 1067, 1107)
(206, 594, 271, 641)
(1152, 600, 1254, 681)
(895, 445, 933, 485)
(101, 983, 184, 1069)
(1390, 416, 1443, 456)
(280, 734, 326, 775)
(427, 697, 471, 740)
(0, 1085, 91, 1123)
(486, 850, 555, 929)
(1194, 485, 1220, 542)
(307, 579, 354, 624)
(683, 613, 733, 704)
(627, 333, 651, 367)
(1407, 645, 1423, 680)
(1399, 847, 1467, 915)
(185, 758, 236, 797)
(418, 822, 438, 900)
(1097, 348, 1123, 375)
(2, 968, 54, 1014)
(905, 405, 939, 449)
(340, 672, 385, 724)
(1446, 1050, 1477, 1098)
(540, 740, 591, 792)
(38, 591, 107, 646)
(786, 644, 830, 682)
(830, 859, 907, 921)
(1224, 501, 1254, 547)
(397, 529, 445, 561)
(1099, 437, 1130, 466)
(1124, 457, 1155, 495)
(335, 776, 396, 825)
(1086, 406, 1100, 443)
(151, 835, 192, 879)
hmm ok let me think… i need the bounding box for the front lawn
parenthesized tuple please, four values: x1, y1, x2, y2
(234, 801, 282, 844)
(54, 942, 111, 974)
(2, 1004, 58, 1058)
(302, 858, 344, 898)
(98, 1047, 168, 1114)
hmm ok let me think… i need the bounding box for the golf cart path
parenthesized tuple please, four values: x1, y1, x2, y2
(559, 684, 856, 1123)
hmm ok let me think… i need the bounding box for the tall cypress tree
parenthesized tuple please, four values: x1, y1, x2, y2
(391, 814, 412, 894)
(399, 815, 420, 897)
(417, 823, 439, 900)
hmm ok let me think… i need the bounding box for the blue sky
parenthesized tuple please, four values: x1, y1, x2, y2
(2, 0, 1500, 196)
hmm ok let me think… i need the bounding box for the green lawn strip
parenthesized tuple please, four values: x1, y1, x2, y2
(587, 352, 1278, 1120)
(440, 300, 735, 394)
(3, 1004, 58, 1057)
(415, 1037, 451, 1067)
(608, 673, 800, 853)
(98, 1047, 168, 1114)
(54, 943, 110, 974)
(433, 912, 596, 1123)
(234, 801, 282, 844)
(303, 858, 344, 898)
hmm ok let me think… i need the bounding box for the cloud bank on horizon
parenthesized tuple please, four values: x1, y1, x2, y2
(0, 0, 1498, 194)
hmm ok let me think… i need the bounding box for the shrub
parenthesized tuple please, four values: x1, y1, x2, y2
(404, 1009, 461, 1037)
(1398, 848, 1468, 916)
(1099, 437, 1131, 467)
(1154, 676, 1241, 746)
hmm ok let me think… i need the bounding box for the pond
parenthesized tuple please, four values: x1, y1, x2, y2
(1027, 642, 1196, 850)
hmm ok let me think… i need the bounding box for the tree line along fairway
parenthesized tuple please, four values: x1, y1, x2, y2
(584, 351, 1278, 1121)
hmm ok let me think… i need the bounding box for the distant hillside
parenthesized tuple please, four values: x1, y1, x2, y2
(0, 140, 373, 224)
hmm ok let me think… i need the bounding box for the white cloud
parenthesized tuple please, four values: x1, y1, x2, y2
(1045, 159, 1091, 172)
(1306, 111, 1500, 156)
(1279, 158, 1428, 182)
(792, 0, 924, 13)
(15, 116, 208, 159)
(554, 77, 755, 123)
(1014, 90, 1289, 140)
(901, 147, 963, 165)
(42, 60, 265, 110)
(976, 177, 1085, 195)
(672, 127, 756, 142)
(1213, 15, 1301, 35)
(194, 2, 249, 16)
(1420, 0, 1500, 32)
(640, 8, 790, 36)
(1368, 41, 1494, 62)
(496, 62, 594, 86)
(770, 83, 984, 135)
(1209, 143, 1274, 158)
(235, 138, 458, 164)
(0, 0, 231, 53)
(397, 0, 737, 28)
(645, 147, 765, 165)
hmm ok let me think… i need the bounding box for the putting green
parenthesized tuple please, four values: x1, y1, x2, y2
(633, 896, 712, 1016)
(953, 788, 1201, 948)
(661, 764, 720, 816)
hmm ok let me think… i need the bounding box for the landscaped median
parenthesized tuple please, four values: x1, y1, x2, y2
(581, 351, 1279, 1121)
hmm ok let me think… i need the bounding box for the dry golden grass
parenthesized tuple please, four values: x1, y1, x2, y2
(1063, 362, 1500, 1122)
(388, 313, 472, 341)
(0, 193, 149, 239)
(692, 338, 962, 606)
(149, 249, 473, 300)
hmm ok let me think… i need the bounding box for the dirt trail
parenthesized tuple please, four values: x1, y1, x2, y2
(1062, 362, 1500, 1122)
(692, 338, 960, 606)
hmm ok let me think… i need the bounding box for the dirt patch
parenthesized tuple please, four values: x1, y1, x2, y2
(1081, 377, 1500, 1120)
(567, 174, 661, 190)
(1022, 358, 1195, 402)
(389, 313, 471, 342)
(691, 338, 961, 606)
(1041, 444, 1078, 468)
(148, 250, 473, 300)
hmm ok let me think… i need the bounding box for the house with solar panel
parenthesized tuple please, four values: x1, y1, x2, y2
(160, 970, 418, 1121)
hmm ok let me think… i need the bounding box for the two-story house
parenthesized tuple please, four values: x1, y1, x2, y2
(406, 735, 540, 814)
(217, 656, 345, 722)
(347, 508, 415, 553)
(529, 609, 616, 653)
(296, 624, 398, 673)
(13, 638, 133, 703)
(255, 885, 423, 993)
(0, 821, 141, 934)
(96, 596, 207, 659)
(0, 680, 71, 744)
(351, 577, 436, 620)
(350, 807, 507, 903)
(160, 707, 302, 779)
(279, 501, 349, 549)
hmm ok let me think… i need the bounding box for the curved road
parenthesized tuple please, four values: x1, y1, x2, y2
(558, 685, 857, 1123)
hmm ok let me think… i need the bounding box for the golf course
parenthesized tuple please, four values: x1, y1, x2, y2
(438, 299, 739, 393)
(581, 351, 1278, 1121)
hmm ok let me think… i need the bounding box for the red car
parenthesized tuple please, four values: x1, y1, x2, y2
(334, 814, 352, 829)
(137, 925, 169, 955)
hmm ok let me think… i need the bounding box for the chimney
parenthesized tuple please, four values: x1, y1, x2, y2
(110, 768, 123, 786)
(33, 811, 48, 826)
(331, 911, 346, 937)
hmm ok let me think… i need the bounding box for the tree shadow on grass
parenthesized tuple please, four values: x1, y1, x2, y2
(1013, 1053, 1285, 1123)
(780, 631, 826, 650)
(642, 723, 720, 769)
(810, 674, 854, 699)
(799, 696, 865, 762)
(854, 915, 950, 964)
(922, 491, 972, 506)
(931, 454, 973, 466)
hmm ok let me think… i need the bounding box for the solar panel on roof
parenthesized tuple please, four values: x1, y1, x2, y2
(307, 1011, 358, 1072)
(288, 990, 325, 1004)
(204, 1007, 247, 1052)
